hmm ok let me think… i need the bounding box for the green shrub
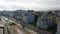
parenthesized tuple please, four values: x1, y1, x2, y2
(10, 23, 16, 25)
(0, 18, 1, 21)
(30, 22, 37, 26)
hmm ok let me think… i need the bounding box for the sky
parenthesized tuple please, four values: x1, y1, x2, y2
(0, 0, 60, 11)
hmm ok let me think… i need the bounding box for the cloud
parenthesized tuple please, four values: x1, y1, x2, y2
(0, 0, 60, 11)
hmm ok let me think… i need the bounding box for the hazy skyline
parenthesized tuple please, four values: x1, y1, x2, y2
(0, 0, 60, 11)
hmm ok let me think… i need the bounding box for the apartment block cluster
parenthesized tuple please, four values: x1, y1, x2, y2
(0, 10, 59, 30)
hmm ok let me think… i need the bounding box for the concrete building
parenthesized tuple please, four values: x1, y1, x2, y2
(23, 15, 34, 23)
(2, 11, 14, 17)
(55, 11, 60, 17)
(14, 10, 27, 20)
(22, 10, 34, 23)
(37, 13, 53, 29)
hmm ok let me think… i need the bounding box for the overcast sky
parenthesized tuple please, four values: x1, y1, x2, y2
(0, 0, 60, 11)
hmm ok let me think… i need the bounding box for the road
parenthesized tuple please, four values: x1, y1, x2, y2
(1, 16, 31, 34)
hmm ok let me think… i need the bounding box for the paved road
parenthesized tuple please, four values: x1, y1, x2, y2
(1, 16, 31, 34)
(10, 25, 31, 34)
(16, 29, 24, 34)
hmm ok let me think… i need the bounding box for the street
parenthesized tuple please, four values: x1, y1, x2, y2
(0, 16, 31, 34)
